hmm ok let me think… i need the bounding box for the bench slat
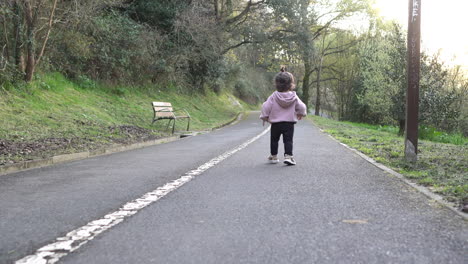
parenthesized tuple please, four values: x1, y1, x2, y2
(152, 102, 172, 107)
(154, 106, 173, 112)
(155, 112, 174, 118)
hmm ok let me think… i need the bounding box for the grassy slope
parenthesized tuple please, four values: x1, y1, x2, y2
(310, 116, 467, 209)
(0, 73, 247, 163)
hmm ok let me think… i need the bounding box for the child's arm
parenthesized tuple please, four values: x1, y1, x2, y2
(259, 97, 273, 124)
(295, 97, 307, 120)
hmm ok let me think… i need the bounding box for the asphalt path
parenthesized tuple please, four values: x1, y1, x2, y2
(1, 112, 466, 263)
(0, 113, 262, 263)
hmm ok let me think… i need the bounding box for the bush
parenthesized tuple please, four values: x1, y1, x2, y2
(128, 0, 190, 33)
(0, 57, 23, 87)
(76, 75, 97, 90)
(48, 11, 164, 84)
(419, 126, 467, 145)
(234, 79, 260, 104)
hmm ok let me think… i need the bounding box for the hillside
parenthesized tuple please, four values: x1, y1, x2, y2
(0, 73, 249, 166)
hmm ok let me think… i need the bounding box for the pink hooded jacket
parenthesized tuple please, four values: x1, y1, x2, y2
(260, 91, 307, 123)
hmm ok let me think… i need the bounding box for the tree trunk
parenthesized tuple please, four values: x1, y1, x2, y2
(398, 119, 405, 136)
(214, 0, 219, 19)
(338, 85, 344, 120)
(314, 57, 323, 116)
(13, 1, 23, 70)
(25, 31, 35, 82)
(24, 2, 35, 82)
(302, 61, 311, 109)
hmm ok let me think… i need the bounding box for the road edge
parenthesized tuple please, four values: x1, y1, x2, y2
(0, 112, 245, 177)
(311, 122, 468, 220)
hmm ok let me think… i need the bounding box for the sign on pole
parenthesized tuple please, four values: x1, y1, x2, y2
(405, 0, 421, 162)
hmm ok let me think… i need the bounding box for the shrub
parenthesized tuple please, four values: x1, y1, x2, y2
(48, 11, 164, 84)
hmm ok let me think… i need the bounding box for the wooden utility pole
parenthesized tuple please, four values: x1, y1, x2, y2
(405, 0, 421, 162)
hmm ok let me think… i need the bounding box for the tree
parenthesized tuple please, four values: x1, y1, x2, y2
(322, 30, 361, 120)
(354, 22, 407, 130)
(0, 0, 58, 82)
(125, 0, 268, 91)
(0, 0, 24, 79)
(419, 53, 461, 131)
(311, 28, 359, 116)
(266, 0, 367, 109)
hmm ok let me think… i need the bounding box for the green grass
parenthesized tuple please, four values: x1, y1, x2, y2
(340, 121, 467, 145)
(0, 73, 246, 163)
(419, 126, 467, 145)
(310, 115, 468, 209)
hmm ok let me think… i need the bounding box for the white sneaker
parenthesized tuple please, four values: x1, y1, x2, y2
(284, 155, 296, 165)
(268, 155, 279, 164)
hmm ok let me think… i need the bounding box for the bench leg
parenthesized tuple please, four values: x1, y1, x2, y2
(166, 119, 172, 130)
(152, 118, 161, 125)
(172, 119, 176, 134)
(187, 118, 190, 131)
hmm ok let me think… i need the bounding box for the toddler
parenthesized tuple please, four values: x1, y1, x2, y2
(260, 67, 307, 165)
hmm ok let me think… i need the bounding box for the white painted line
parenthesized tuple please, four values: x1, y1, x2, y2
(16, 126, 271, 264)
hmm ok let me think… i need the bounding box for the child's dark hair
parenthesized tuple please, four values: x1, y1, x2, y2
(275, 66, 296, 92)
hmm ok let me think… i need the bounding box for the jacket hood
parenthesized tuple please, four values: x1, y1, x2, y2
(272, 91, 298, 108)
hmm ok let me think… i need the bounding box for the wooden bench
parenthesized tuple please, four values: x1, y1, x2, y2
(151, 102, 190, 134)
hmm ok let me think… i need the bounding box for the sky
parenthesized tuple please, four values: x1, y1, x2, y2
(373, 0, 468, 70)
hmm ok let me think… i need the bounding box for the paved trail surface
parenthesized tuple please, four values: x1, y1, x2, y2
(0, 113, 466, 264)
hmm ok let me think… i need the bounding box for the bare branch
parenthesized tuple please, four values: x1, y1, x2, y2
(36, 0, 58, 66)
(2, 13, 10, 60)
(324, 40, 358, 56)
(222, 39, 255, 54)
(1, 44, 8, 71)
(225, 0, 265, 25)
(310, 77, 339, 84)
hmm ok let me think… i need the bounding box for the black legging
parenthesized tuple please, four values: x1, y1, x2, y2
(270, 122, 295, 156)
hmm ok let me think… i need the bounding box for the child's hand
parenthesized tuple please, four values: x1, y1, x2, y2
(297, 114, 303, 120)
(261, 117, 269, 125)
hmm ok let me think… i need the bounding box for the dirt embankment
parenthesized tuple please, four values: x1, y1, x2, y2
(0, 125, 161, 166)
